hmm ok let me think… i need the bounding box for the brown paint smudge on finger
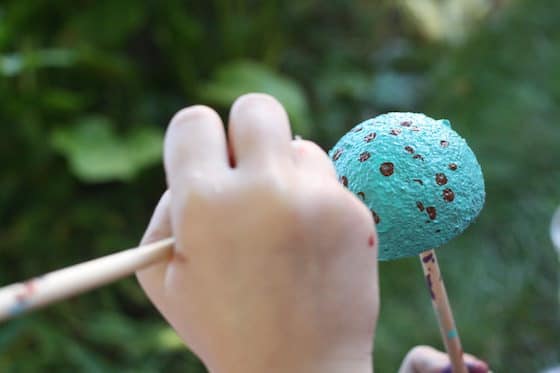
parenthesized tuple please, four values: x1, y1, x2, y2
(172, 251, 188, 263)
(368, 234, 375, 247)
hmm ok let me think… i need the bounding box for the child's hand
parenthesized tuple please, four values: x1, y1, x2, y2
(136, 94, 378, 373)
(398, 345, 489, 373)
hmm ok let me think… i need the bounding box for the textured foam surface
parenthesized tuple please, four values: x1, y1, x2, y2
(329, 112, 485, 261)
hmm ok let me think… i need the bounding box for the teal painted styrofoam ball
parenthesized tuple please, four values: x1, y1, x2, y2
(329, 113, 485, 261)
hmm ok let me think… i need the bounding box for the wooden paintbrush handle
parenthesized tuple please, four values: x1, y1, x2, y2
(0, 237, 174, 322)
(420, 249, 468, 373)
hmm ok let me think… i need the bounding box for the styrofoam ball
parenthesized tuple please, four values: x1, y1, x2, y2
(330, 113, 485, 260)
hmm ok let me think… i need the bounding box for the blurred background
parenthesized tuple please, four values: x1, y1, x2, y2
(1, 0, 559, 371)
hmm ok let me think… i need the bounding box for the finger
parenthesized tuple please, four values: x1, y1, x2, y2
(164, 105, 229, 190)
(463, 352, 489, 372)
(400, 345, 447, 373)
(228, 93, 293, 169)
(136, 191, 173, 306)
(441, 355, 489, 373)
(400, 346, 489, 373)
(292, 139, 336, 178)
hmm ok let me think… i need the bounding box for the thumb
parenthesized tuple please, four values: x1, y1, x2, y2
(136, 191, 173, 308)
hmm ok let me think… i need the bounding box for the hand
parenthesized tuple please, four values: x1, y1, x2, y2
(398, 345, 489, 373)
(136, 94, 379, 373)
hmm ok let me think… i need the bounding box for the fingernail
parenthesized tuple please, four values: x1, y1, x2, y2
(441, 363, 488, 373)
(294, 134, 303, 140)
(467, 362, 489, 373)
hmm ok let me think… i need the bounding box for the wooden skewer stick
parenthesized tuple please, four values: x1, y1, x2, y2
(419, 249, 468, 373)
(0, 237, 175, 322)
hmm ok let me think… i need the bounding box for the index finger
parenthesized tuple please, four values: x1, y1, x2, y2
(164, 105, 230, 192)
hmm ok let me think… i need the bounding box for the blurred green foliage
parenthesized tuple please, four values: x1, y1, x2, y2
(51, 116, 163, 182)
(0, 0, 559, 372)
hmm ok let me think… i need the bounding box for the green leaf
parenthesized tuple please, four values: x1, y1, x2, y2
(51, 116, 162, 183)
(154, 327, 185, 351)
(0, 48, 77, 76)
(0, 54, 22, 76)
(200, 60, 311, 136)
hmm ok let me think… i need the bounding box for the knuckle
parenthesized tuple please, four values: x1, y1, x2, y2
(230, 93, 286, 120)
(247, 170, 288, 201)
(168, 105, 219, 129)
(232, 92, 279, 108)
(410, 345, 433, 355)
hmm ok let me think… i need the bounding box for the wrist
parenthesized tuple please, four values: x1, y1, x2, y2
(201, 332, 373, 373)
(200, 316, 375, 373)
(209, 356, 373, 373)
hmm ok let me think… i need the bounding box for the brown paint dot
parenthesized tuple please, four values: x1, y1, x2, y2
(339, 176, 348, 187)
(371, 210, 381, 224)
(364, 132, 377, 142)
(443, 188, 455, 202)
(400, 120, 412, 127)
(426, 206, 437, 220)
(426, 274, 435, 299)
(440, 140, 449, 148)
(435, 173, 448, 185)
(390, 129, 401, 136)
(380, 162, 394, 176)
(332, 148, 343, 161)
(449, 163, 458, 171)
(352, 126, 363, 132)
(404, 146, 414, 154)
(422, 253, 434, 263)
(357, 191, 366, 200)
(413, 154, 424, 161)
(413, 179, 424, 185)
(416, 201, 425, 211)
(359, 151, 371, 162)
